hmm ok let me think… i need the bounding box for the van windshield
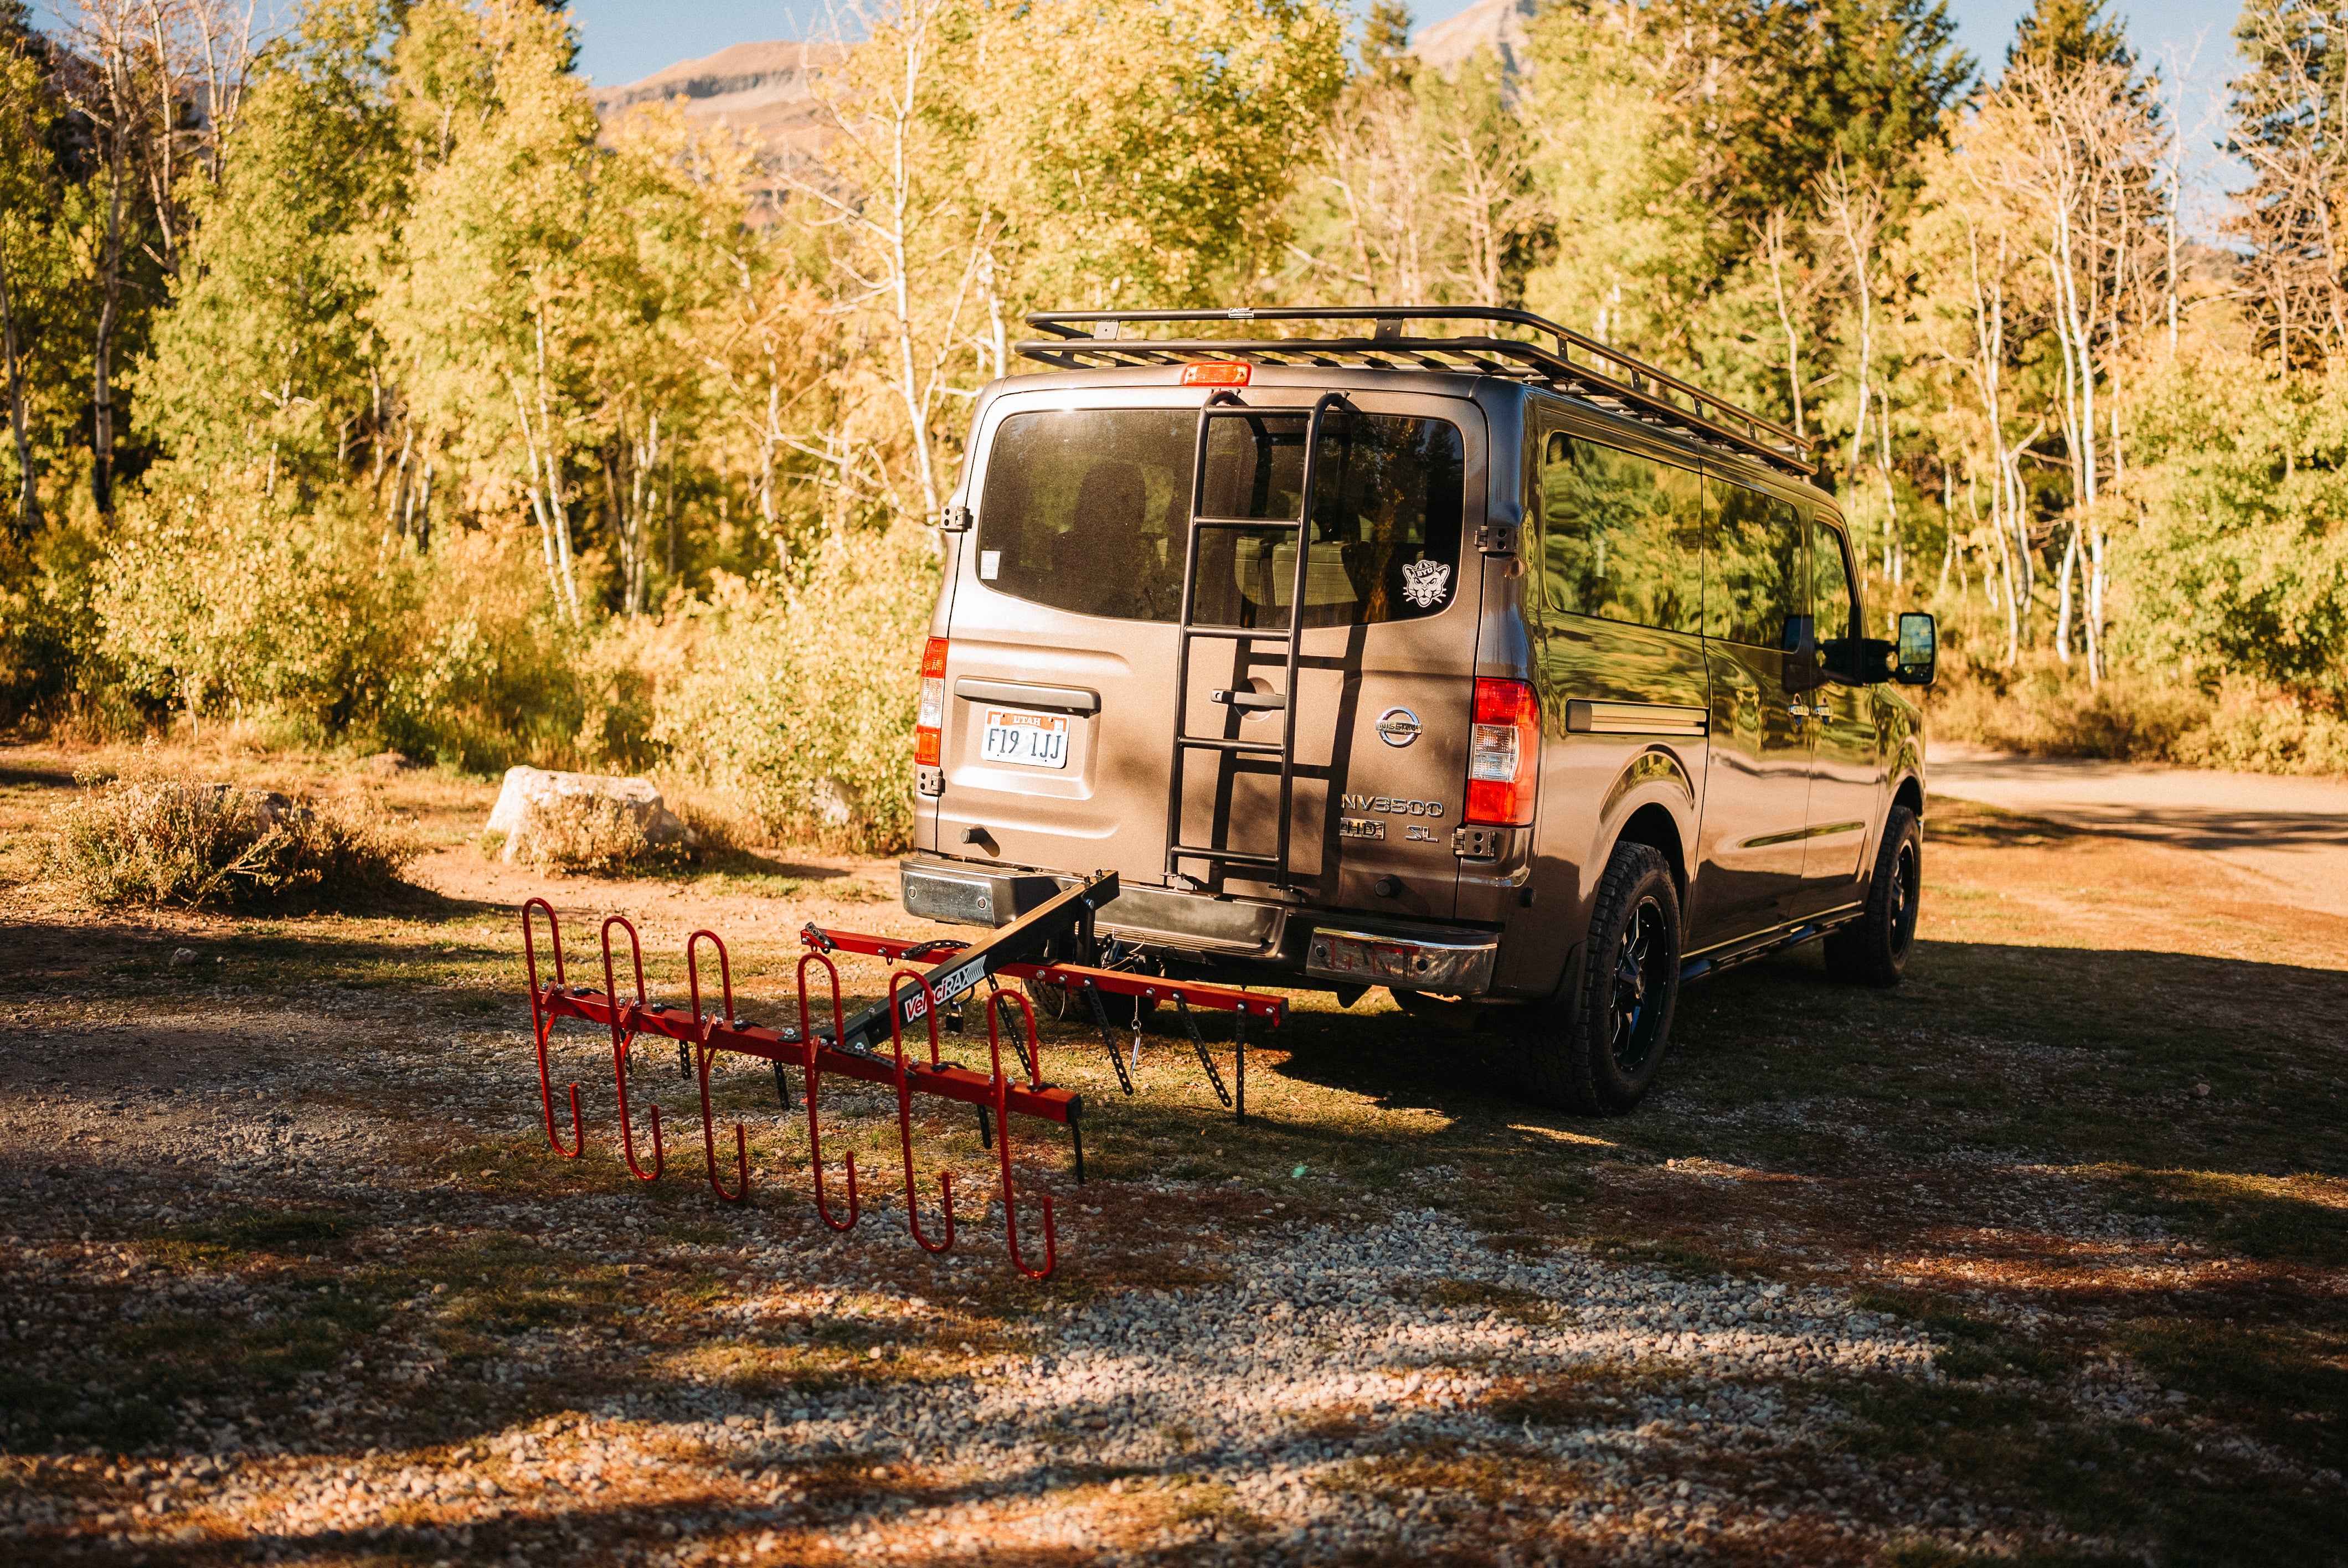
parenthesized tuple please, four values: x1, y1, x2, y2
(975, 405, 1464, 627)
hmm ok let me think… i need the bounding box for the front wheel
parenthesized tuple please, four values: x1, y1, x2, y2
(1521, 840, 1683, 1114)
(1824, 804, 1921, 987)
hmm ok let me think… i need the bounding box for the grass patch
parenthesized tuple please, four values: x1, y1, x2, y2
(1415, 1279, 1559, 1323)
(2118, 1316, 2348, 1472)
(1837, 1370, 2347, 1567)
(2097, 1167, 2348, 1265)
(1482, 1363, 1644, 1427)
(1589, 1231, 1729, 1277)
(1162, 1476, 1266, 1533)
(136, 1207, 372, 1272)
(420, 1231, 630, 1333)
(1851, 1287, 2068, 1380)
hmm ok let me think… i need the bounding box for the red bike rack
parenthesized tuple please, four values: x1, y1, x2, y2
(516, 873, 1285, 1279)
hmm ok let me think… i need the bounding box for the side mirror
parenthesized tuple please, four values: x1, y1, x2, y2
(1893, 611, 1937, 687)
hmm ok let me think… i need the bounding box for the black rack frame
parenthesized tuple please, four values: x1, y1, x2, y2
(1018, 305, 1814, 477)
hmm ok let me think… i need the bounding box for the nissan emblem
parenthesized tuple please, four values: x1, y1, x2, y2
(1376, 706, 1422, 747)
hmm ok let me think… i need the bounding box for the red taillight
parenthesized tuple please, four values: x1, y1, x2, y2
(1180, 362, 1251, 388)
(1466, 678, 1538, 826)
(915, 636, 949, 767)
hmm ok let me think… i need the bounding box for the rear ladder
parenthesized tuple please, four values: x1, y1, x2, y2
(1163, 391, 1346, 891)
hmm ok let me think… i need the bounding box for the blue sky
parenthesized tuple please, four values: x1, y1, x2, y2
(33, 0, 2247, 214)
(563, 0, 2246, 217)
(564, 0, 2243, 91)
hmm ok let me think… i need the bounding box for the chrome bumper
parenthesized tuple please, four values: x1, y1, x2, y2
(1304, 926, 1499, 996)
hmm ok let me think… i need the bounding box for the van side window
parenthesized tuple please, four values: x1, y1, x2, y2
(976, 409, 1192, 622)
(1812, 516, 1857, 648)
(1193, 411, 1465, 630)
(1706, 482, 1806, 648)
(1537, 432, 1702, 634)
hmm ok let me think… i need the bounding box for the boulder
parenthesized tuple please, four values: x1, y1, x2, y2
(486, 766, 697, 865)
(806, 775, 861, 828)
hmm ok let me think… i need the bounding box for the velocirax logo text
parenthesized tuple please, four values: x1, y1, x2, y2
(1339, 795, 1446, 818)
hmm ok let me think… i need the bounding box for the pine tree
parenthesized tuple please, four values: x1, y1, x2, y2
(2227, 0, 2347, 367)
(2007, 0, 2135, 74)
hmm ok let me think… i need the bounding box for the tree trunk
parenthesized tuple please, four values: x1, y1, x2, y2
(0, 241, 41, 535)
(92, 132, 128, 517)
(2054, 524, 2079, 664)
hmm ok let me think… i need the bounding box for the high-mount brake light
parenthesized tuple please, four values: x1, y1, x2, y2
(1466, 678, 1538, 826)
(915, 637, 949, 767)
(1180, 362, 1251, 388)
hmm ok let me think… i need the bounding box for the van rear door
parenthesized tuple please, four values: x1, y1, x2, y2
(1168, 392, 1483, 924)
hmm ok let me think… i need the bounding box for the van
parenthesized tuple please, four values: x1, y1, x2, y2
(900, 307, 1934, 1112)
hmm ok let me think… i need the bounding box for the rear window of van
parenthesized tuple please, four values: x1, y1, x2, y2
(975, 406, 1464, 627)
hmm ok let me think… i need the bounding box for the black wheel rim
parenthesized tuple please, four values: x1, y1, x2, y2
(1888, 836, 1919, 957)
(1606, 895, 1666, 1077)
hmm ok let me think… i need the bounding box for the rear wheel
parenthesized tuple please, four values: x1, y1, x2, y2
(1521, 841, 1683, 1114)
(1823, 804, 1920, 987)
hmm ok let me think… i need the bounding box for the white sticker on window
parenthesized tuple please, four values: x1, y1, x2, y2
(1400, 558, 1451, 609)
(979, 550, 1001, 581)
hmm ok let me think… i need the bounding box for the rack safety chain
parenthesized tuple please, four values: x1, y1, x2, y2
(517, 872, 1284, 1280)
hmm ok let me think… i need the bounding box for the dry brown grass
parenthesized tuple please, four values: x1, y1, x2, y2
(48, 761, 419, 909)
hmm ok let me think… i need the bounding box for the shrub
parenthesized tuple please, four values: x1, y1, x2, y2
(503, 792, 683, 875)
(2171, 680, 2348, 776)
(1928, 659, 2348, 776)
(96, 467, 419, 740)
(1926, 657, 2210, 761)
(377, 527, 650, 775)
(52, 765, 420, 909)
(642, 524, 934, 853)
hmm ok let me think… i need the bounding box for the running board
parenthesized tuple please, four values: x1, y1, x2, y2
(1680, 911, 1862, 982)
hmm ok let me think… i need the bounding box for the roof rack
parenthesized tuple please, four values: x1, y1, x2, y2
(1018, 305, 1815, 477)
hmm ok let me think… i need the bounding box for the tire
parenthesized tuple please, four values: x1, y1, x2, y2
(1824, 804, 1920, 987)
(1521, 840, 1683, 1114)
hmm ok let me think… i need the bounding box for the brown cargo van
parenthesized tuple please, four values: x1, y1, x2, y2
(901, 307, 1935, 1113)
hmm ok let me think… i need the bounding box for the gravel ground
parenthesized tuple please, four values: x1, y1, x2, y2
(1, 997, 2248, 1568)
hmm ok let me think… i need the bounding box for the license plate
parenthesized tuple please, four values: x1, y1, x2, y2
(980, 708, 1069, 769)
(1309, 932, 1413, 983)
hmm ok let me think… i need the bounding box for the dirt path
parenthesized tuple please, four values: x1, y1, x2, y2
(1929, 743, 2348, 920)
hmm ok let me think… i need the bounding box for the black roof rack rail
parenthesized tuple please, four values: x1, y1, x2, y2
(1017, 305, 1815, 477)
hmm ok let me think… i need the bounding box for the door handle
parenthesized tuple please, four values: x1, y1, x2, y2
(1211, 689, 1287, 711)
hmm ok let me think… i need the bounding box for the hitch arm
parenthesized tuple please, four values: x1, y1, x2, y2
(818, 872, 1122, 1054)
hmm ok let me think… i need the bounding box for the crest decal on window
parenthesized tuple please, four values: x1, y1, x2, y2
(1400, 558, 1451, 609)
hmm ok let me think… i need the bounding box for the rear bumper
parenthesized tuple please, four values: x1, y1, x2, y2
(898, 854, 1500, 996)
(1302, 925, 1497, 995)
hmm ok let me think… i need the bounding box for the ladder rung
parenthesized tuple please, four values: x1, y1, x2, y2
(1179, 626, 1297, 643)
(1173, 736, 1286, 755)
(1170, 846, 1280, 867)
